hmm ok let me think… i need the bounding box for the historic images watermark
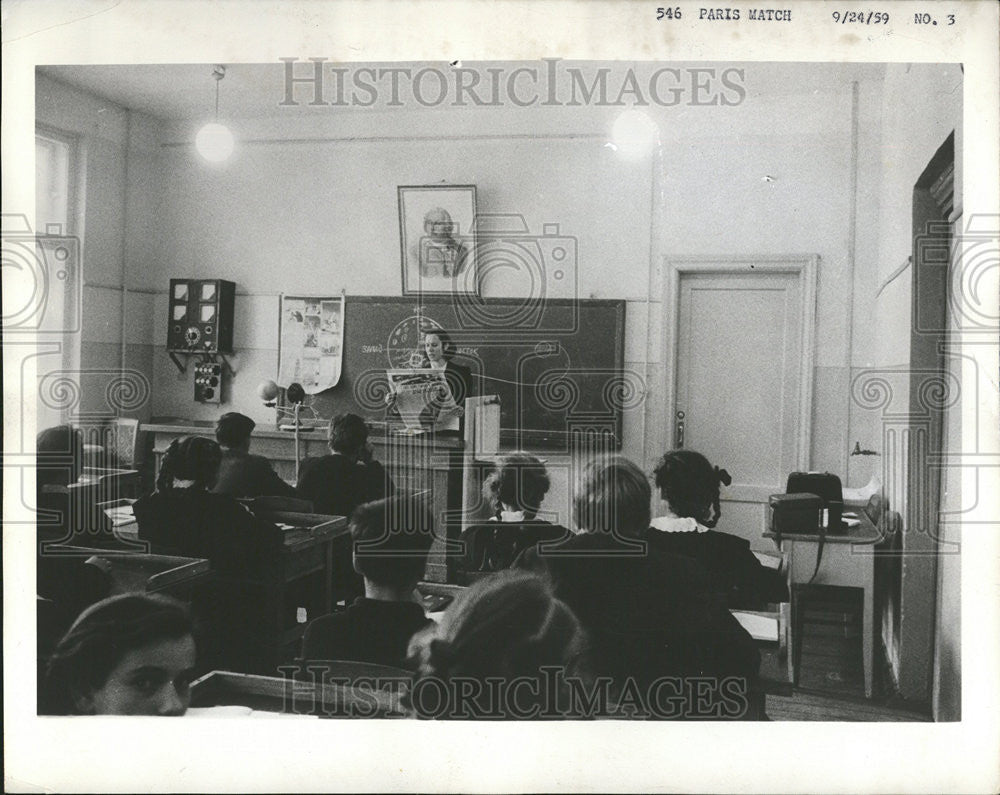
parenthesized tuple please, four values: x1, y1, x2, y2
(276, 663, 752, 720)
(279, 59, 747, 109)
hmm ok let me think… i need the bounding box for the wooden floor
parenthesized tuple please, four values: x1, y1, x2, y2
(765, 588, 931, 722)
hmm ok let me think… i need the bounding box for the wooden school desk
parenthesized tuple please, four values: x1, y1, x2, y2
(765, 511, 883, 697)
(116, 512, 349, 669)
(143, 419, 466, 582)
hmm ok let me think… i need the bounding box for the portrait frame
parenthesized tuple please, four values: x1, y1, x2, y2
(398, 184, 478, 296)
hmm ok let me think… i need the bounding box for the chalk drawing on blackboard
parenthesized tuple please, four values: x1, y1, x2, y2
(386, 313, 445, 369)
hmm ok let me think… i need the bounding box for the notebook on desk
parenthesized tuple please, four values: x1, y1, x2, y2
(731, 610, 780, 643)
(99, 498, 136, 527)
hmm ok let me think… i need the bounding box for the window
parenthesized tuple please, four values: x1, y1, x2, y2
(36, 132, 72, 232)
(35, 128, 80, 427)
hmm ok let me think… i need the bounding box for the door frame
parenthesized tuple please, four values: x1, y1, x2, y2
(662, 254, 819, 471)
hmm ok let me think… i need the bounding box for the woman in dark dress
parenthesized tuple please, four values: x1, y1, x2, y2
(384, 327, 474, 432)
(418, 328, 473, 431)
(650, 449, 789, 608)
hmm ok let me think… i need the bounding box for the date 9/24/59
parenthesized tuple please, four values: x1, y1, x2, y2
(832, 11, 890, 24)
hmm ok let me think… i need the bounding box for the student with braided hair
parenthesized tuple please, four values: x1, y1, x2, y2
(41, 593, 197, 715)
(650, 449, 788, 608)
(133, 436, 283, 575)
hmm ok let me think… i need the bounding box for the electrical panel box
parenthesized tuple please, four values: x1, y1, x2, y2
(194, 361, 224, 404)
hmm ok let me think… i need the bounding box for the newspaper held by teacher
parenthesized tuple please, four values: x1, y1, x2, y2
(386, 369, 460, 432)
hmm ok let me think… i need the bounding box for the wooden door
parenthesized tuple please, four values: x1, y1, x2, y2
(667, 258, 816, 547)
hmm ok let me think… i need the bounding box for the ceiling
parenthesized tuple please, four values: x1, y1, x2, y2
(39, 64, 298, 121)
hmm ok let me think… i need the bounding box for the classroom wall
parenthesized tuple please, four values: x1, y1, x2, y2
(35, 74, 164, 427)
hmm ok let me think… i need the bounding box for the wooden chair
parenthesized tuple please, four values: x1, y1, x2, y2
(106, 417, 140, 468)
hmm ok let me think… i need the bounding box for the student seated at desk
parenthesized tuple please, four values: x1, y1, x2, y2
(41, 593, 197, 716)
(301, 495, 433, 670)
(516, 455, 762, 718)
(463, 453, 568, 574)
(133, 436, 283, 575)
(211, 412, 296, 499)
(407, 570, 591, 719)
(296, 413, 394, 518)
(650, 450, 789, 609)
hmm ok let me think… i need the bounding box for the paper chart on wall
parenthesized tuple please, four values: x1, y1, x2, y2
(278, 294, 344, 394)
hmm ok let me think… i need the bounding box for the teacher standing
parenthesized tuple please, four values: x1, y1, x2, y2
(419, 328, 474, 431)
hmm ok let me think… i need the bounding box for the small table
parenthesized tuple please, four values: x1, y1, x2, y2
(765, 512, 882, 697)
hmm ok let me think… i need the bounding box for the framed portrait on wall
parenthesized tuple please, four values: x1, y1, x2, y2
(398, 184, 478, 296)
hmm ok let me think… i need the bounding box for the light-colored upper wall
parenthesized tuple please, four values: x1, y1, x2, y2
(35, 73, 165, 418)
(874, 63, 962, 368)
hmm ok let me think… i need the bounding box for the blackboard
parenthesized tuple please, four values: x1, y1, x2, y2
(289, 295, 630, 450)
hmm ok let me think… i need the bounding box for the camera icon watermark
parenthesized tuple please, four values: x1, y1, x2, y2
(446, 214, 580, 334)
(913, 213, 999, 335)
(2, 213, 81, 334)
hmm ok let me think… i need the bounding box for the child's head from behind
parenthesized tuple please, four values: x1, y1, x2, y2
(37, 425, 85, 488)
(44, 593, 197, 716)
(351, 496, 435, 592)
(329, 413, 368, 458)
(573, 455, 651, 538)
(215, 412, 256, 451)
(653, 449, 731, 527)
(156, 436, 222, 491)
(482, 452, 551, 518)
(410, 570, 588, 717)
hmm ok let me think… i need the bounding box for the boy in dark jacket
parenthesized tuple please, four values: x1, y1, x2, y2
(301, 495, 433, 670)
(296, 414, 394, 517)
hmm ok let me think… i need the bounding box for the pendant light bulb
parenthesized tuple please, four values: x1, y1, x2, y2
(196, 65, 234, 162)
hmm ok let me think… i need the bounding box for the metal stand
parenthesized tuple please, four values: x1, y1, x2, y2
(293, 402, 302, 484)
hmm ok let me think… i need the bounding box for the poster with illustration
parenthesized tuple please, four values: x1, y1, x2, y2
(278, 293, 345, 393)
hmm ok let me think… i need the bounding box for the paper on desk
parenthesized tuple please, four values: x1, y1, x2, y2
(101, 501, 136, 527)
(732, 611, 780, 642)
(752, 551, 782, 570)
